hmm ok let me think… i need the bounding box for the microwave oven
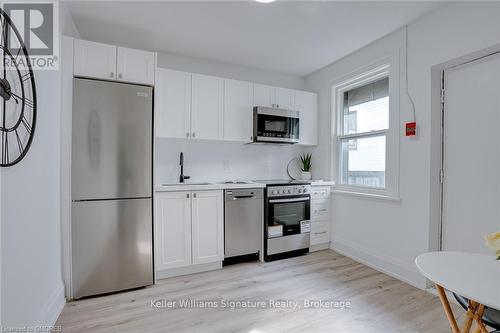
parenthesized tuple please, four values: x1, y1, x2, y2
(252, 106, 299, 144)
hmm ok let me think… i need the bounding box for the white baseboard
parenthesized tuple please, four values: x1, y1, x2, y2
(330, 237, 426, 290)
(35, 282, 65, 327)
(156, 262, 222, 280)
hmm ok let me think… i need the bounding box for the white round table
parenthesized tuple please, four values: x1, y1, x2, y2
(415, 252, 500, 333)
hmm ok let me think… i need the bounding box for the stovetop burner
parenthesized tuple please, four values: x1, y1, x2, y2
(254, 179, 311, 186)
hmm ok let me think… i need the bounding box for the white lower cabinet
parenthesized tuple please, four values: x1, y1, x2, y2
(191, 191, 224, 264)
(310, 186, 332, 250)
(154, 190, 224, 277)
(154, 191, 192, 270)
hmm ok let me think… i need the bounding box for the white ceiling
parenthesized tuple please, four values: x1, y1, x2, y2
(67, 1, 443, 76)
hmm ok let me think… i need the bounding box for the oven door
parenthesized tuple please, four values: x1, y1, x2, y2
(254, 107, 299, 143)
(267, 196, 310, 237)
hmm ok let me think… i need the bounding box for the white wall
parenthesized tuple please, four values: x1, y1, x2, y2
(0, 4, 79, 327)
(157, 51, 304, 90)
(156, 139, 312, 184)
(1, 69, 65, 327)
(304, 2, 500, 288)
(60, 1, 81, 38)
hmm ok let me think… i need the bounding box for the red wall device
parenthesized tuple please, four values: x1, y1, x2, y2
(405, 122, 417, 136)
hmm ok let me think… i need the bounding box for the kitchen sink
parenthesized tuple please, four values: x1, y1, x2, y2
(219, 180, 255, 184)
(161, 182, 213, 186)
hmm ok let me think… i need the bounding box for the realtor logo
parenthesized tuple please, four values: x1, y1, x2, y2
(2, 1, 59, 69)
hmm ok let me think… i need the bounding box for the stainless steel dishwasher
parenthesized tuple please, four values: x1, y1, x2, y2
(224, 188, 264, 264)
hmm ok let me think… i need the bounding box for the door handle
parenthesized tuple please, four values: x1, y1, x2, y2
(269, 197, 309, 203)
(233, 195, 255, 200)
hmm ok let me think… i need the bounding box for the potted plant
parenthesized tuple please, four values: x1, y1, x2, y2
(300, 153, 312, 180)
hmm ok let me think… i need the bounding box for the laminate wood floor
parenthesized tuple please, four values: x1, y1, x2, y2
(56, 250, 461, 333)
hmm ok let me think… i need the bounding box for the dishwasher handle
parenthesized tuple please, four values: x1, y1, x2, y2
(232, 194, 255, 200)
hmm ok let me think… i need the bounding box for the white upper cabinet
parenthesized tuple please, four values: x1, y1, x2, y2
(155, 68, 191, 139)
(253, 83, 275, 108)
(275, 87, 296, 110)
(74, 39, 154, 85)
(116, 47, 155, 85)
(191, 191, 224, 265)
(74, 39, 117, 81)
(253, 84, 295, 110)
(154, 191, 192, 271)
(224, 79, 253, 142)
(191, 74, 224, 140)
(296, 90, 318, 146)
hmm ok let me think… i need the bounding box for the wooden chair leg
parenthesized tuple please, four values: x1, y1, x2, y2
(436, 284, 461, 333)
(462, 300, 479, 333)
(472, 305, 489, 333)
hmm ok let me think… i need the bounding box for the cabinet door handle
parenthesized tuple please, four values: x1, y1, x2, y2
(192, 132, 196, 138)
(314, 231, 327, 235)
(118, 73, 123, 79)
(186, 132, 190, 138)
(110, 72, 114, 78)
(186, 193, 190, 198)
(277, 104, 279, 108)
(193, 193, 197, 198)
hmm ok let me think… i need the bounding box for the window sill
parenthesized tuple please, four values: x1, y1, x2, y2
(332, 188, 401, 202)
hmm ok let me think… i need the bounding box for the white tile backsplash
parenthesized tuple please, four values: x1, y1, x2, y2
(155, 138, 311, 184)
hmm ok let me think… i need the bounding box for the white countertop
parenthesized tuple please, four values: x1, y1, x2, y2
(155, 180, 334, 192)
(155, 182, 266, 192)
(310, 180, 335, 186)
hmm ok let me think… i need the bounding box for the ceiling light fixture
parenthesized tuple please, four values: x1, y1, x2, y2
(255, 0, 276, 3)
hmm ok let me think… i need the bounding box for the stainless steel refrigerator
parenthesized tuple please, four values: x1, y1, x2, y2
(71, 78, 153, 299)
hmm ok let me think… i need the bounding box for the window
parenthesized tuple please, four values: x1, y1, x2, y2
(332, 63, 399, 198)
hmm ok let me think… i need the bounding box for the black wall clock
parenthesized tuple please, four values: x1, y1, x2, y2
(0, 8, 37, 167)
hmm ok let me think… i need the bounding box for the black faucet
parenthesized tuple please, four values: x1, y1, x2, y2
(179, 152, 190, 183)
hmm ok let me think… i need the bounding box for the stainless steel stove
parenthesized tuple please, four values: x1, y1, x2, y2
(256, 180, 311, 261)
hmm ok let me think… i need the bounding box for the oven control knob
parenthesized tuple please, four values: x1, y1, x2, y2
(287, 189, 292, 194)
(270, 190, 275, 195)
(303, 188, 308, 193)
(298, 189, 302, 193)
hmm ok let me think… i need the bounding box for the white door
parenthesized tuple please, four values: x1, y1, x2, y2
(296, 90, 318, 145)
(191, 74, 224, 140)
(191, 191, 224, 264)
(116, 47, 155, 85)
(442, 53, 500, 254)
(224, 79, 253, 142)
(275, 87, 295, 110)
(155, 68, 191, 139)
(74, 39, 117, 80)
(253, 83, 275, 108)
(154, 192, 192, 270)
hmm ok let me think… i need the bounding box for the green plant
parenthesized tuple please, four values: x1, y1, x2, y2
(300, 153, 312, 172)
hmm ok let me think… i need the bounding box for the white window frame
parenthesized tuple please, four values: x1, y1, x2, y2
(331, 60, 400, 200)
